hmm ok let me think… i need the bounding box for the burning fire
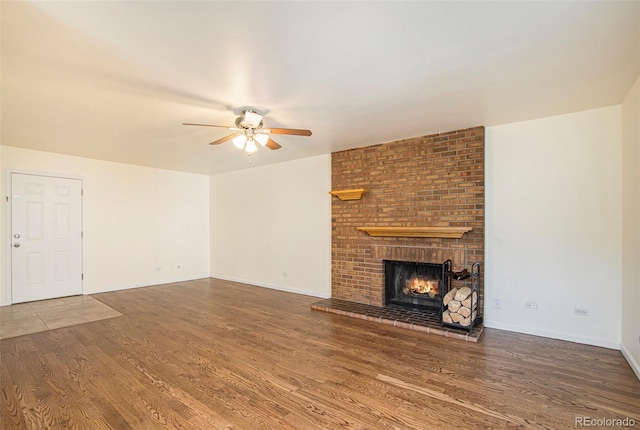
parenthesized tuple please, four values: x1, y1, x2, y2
(403, 276, 439, 298)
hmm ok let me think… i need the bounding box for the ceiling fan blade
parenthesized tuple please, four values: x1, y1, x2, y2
(183, 122, 230, 128)
(264, 127, 312, 136)
(209, 134, 237, 145)
(266, 138, 282, 150)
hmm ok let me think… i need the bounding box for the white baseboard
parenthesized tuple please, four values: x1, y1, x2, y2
(208, 274, 331, 299)
(484, 319, 620, 350)
(85, 274, 210, 295)
(620, 343, 640, 381)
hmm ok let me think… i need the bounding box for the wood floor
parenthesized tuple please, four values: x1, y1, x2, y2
(1, 279, 638, 429)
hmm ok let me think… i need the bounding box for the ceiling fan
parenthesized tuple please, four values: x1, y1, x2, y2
(183, 109, 312, 153)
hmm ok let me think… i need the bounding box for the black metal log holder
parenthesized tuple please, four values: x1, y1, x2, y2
(441, 259, 452, 308)
(441, 262, 482, 334)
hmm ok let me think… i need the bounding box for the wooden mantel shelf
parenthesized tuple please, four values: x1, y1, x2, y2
(329, 188, 369, 201)
(356, 226, 473, 239)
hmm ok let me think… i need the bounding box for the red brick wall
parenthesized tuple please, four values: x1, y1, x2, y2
(331, 126, 484, 309)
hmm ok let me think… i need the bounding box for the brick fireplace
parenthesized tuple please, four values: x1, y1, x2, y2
(316, 126, 485, 338)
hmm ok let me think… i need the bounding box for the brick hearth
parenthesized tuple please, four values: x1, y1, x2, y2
(312, 298, 484, 342)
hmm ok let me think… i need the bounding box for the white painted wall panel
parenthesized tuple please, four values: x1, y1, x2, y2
(210, 154, 331, 298)
(485, 106, 622, 348)
(621, 76, 640, 379)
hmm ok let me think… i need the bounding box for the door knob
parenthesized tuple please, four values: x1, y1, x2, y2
(13, 243, 20, 248)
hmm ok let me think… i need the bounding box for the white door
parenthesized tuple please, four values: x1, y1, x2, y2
(11, 173, 83, 303)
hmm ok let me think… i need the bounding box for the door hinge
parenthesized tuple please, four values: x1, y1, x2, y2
(81, 273, 84, 280)
(81, 231, 84, 238)
(5, 195, 8, 202)
(81, 189, 84, 196)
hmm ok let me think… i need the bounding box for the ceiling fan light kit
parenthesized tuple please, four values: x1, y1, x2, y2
(245, 139, 258, 153)
(255, 133, 269, 146)
(184, 108, 312, 154)
(232, 135, 247, 149)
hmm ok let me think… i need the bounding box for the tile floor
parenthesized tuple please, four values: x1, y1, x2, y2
(0, 295, 122, 339)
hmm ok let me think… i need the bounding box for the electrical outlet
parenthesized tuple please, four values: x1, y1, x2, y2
(574, 308, 589, 317)
(282, 271, 289, 277)
(155, 267, 162, 272)
(176, 265, 181, 269)
(493, 299, 501, 310)
(525, 301, 538, 310)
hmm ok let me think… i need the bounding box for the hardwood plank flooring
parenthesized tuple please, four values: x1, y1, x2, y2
(1, 278, 638, 429)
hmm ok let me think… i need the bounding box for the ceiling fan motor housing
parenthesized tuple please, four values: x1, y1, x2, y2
(235, 110, 264, 130)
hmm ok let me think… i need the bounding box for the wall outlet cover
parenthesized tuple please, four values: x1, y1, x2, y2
(574, 308, 589, 317)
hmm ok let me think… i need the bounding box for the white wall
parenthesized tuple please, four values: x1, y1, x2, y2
(621, 76, 640, 379)
(210, 154, 331, 298)
(485, 106, 622, 349)
(0, 147, 3, 298)
(1, 146, 210, 305)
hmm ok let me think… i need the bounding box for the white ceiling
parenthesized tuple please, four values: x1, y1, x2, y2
(2, 1, 639, 175)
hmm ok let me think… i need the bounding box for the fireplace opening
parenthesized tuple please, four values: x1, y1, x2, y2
(384, 259, 451, 311)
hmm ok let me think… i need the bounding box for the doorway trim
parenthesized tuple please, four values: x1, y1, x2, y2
(4, 169, 86, 306)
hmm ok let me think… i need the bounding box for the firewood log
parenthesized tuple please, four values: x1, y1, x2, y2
(450, 312, 464, 323)
(462, 291, 478, 309)
(442, 310, 453, 323)
(448, 300, 461, 313)
(459, 311, 478, 327)
(458, 306, 471, 318)
(454, 286, 471, 301)
(443, 288, 458, 306)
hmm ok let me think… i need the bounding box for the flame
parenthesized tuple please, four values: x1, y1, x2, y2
(403, 277, 439, 298)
